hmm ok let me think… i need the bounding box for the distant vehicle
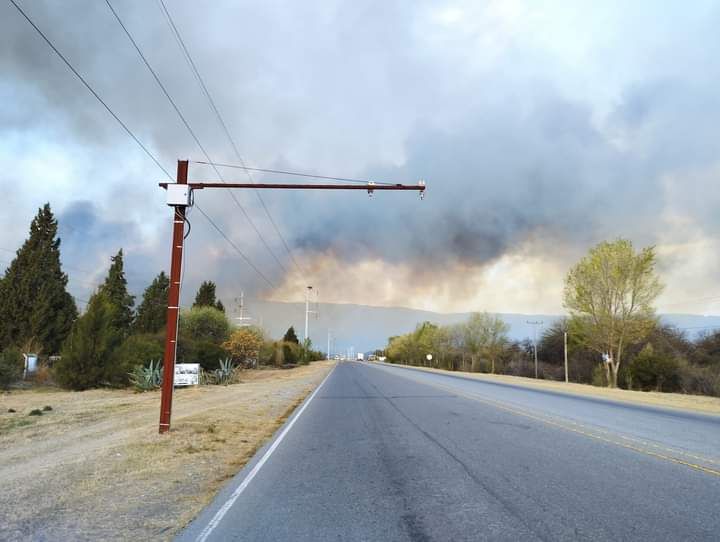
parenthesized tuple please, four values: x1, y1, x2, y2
(357, 353, 364, 361)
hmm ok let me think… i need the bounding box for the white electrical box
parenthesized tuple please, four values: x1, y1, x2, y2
(166, 184, 191, 206)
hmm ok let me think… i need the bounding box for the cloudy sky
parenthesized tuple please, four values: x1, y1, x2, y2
(1, 0, 719, 315)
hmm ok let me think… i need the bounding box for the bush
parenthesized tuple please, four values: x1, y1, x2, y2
(0, 348, 24, 389)
(177, 339, 228, 371)
(282, 341, 303, 365)
(179, 306, 230, 344)
(54, 295, 122, 390)
(677, 362, 720, 397)
(627, 345, 680, 392)
(113, 334, 164, 381)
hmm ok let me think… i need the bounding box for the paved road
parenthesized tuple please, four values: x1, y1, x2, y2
(178, 362, 720, 541)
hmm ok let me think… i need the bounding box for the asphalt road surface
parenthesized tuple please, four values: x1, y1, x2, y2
(178, 361, 720, 541)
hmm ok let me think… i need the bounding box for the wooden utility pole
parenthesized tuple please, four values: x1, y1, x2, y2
(159, 160, 188, 433)
(157, 161, 425, 433)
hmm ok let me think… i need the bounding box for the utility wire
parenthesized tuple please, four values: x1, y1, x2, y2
(194, 204, 275, 289)
(106, 0, 287, 276)
(8, 0, 172, 180)
(156, 0, 306, 278)
(192, 161, 400, 186)
(9, 1, 276, 289)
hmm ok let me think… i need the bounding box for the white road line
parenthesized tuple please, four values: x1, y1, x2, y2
(195, 365, 336, 542)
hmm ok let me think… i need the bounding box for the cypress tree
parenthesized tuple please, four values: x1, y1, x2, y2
(283, 326, 300, 344)
(0, 204, 77, 354)
(55, 293, 122, 389)
(193, 280, 218, 308)
(98, 249, 135, 335)
(215, 299, 225, 313)
(134, 271, 169, 334)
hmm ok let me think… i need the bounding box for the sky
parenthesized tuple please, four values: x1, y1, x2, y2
(1, 0, 720, 316)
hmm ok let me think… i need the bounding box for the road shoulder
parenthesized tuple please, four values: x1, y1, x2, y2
(372, 362, 720, 416)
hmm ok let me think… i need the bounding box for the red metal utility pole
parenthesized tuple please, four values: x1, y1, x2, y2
(159, 160, 188, 433)
(158, 161, 425, 433)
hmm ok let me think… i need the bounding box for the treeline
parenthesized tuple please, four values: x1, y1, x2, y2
(386, 239, 720, 397)
(386, 316, 720, 396)
(0, 204, 323, 390)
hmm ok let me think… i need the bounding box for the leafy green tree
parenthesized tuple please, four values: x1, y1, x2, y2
(134, 271, 169, 334)
(0, 204, 77, 354)
(283, 326, 300, 344)
(0, 347, 24, 389)
(54, 294, 122, 390)
(98, 249, 135, 335)
(193, 281, 219, 308)
(564, 239, 663, 388)
(179, 306, 230, 343)
(461, 313, 509, 373)
(177, 306, 230, 369)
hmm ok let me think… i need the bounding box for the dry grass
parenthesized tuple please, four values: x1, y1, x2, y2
(0, 361, 333, 541)
(383, 363, 720, 416)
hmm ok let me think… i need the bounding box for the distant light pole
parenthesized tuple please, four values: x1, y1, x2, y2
(527, 320, 543, 378)
(564, 331, 569, 383)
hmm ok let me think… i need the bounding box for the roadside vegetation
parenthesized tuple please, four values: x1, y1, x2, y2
(0, 204, 324, 393)
(385, 239, 720, 397)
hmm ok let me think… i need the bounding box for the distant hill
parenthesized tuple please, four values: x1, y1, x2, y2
(230, 300, 720, 355)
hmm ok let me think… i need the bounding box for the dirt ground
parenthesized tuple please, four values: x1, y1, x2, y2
(0, 361, 333, 541)
(386, 363, 720, 415)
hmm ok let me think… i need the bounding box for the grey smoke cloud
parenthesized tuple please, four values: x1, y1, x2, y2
(1, 1, 720, 312)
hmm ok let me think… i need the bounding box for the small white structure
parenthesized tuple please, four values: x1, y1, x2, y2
(23, 353, 38, 379)
(174, 363, 200, 386)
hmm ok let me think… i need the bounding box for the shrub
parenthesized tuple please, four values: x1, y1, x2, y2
(282, 341, 302, 365)
(677, 362, 720, 397)
(223, 327, 264, 368)
(113, 334, 164, 382)
(179, 306, 230, 344)
(0, 348, 24, 389)
(177, 339, 228, 371)
(28, 409, 43, 416)
(592, 364, 608, 387)
(54, 295, 122, 390)
(627, 344, 680, 392)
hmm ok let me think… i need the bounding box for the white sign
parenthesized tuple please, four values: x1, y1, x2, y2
(174, 363, 200, 386)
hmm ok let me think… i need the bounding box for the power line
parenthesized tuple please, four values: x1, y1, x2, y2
(156, 0, 306, 278)
(105, 0, 287, 278)
(194, 203, 275, 289)
(8, 0, 172, 180)
(192, 161, 400, 186)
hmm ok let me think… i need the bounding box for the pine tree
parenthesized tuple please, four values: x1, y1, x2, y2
(283, 326, 300, 344)
(98, 249, 135, 335)
(215, 299, 225, 313)
(134, 271, 169, 334)
(193, 281, 218, 308)
(0, 204, 77, 354)
(55, 293, 122, 390)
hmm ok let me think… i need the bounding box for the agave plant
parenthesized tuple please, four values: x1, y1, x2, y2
(129, 359, 162, 391)
(213, 357, 236, 385)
